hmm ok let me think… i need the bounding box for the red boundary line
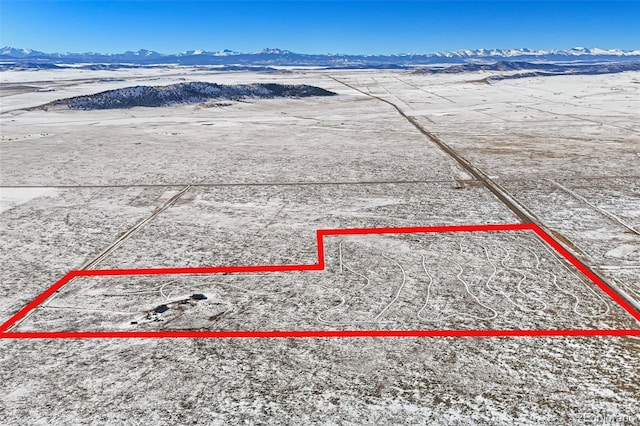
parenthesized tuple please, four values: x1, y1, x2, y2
(1, 223, 639, 338)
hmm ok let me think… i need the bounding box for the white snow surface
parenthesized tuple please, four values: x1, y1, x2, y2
(0, 67, 639, 425)
(0, 188, 60, 213)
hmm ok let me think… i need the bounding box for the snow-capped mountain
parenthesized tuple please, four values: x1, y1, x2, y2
(1, 46, 639, 67)
(0, 47, 47, 58)
(124, 49, 162, 57)
(431, 47, 640, 58)
(177, 49, 241, 57)
(258, 48, 293, 55)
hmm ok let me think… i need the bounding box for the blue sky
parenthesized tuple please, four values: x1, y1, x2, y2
(1, 1, 639, 54)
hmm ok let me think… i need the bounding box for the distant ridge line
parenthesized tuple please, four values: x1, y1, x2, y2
(2, 46, 639, 67)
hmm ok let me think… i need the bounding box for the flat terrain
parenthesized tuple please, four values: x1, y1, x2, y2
(1, 67, 639, 424)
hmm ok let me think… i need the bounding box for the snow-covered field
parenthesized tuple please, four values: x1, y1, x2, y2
(15, 230, 639, 333)
(1, 67, 639, 424)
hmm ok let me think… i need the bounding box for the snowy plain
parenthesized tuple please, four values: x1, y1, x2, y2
(1, 66, 639, 424)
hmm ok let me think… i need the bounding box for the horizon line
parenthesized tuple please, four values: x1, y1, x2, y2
(4, 45, 640, 57)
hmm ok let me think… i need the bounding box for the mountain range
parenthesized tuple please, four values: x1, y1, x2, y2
(2, 47, 640, 67)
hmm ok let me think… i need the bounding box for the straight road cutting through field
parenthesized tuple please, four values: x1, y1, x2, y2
(4, 185, 192, 332)
(2, 223, 640, 338)
(547, 179, 639, 236)
(326, 74, 640, 316)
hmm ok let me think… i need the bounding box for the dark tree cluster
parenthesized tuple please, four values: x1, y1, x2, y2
(49, 82, 337, 110)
